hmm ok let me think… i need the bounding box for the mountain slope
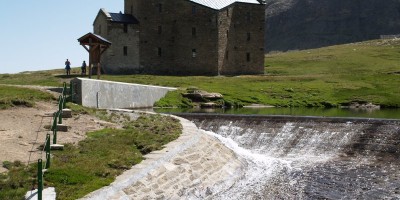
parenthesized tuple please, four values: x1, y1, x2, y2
(265, 0, 400, 52)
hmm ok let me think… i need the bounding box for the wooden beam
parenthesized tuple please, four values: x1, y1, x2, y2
(97, 63, 101, 80)
(100, 46, 109, 55)
(81, 45, 90, 52)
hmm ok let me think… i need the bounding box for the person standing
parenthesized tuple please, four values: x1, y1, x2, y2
(65, 59, 71, 75)
(81, 61, 87, 75)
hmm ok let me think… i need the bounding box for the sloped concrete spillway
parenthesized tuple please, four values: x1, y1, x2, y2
(177, 114, 400, 199)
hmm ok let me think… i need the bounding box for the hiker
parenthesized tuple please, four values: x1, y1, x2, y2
(65, 59, 71, 75)
(81, 61, 87, 75)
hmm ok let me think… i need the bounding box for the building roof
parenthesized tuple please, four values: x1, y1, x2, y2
(109, 12, 139, 24)
(189, 0, 262, 10)
(77, 32, 112, 45)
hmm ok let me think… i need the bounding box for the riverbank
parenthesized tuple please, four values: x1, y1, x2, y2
(81, 112, 243, 199)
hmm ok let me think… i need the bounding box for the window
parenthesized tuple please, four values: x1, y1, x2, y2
(158, 3, 162, 13)
(158, 47, 162, 57)
(192, 49, 197, 58)
(192, 5, 196, 14)
(192, 27, 196, 37)
(247, 32, 251, 41)
(124, 24, 128, 33)
(158, 26, 162, 34)
(246, 12, 251, 22)
(98, 25, 101, 34)
(123, 46, 128, 56)
(246, 53, 251, 62)
(226, 51, 229, 60)
(226, 8, 229, 17)
(226, 30, 229, 38)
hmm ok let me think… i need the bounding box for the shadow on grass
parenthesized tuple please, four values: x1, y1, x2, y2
(54, 74, 88, 79)
(47, 87, 63, 94)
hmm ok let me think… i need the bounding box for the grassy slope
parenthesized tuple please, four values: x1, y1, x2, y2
(265, 40, 400, 107)
(1, 39, 399, 107)
(99, 40, 400, 108)
(0, 85, 55, 109)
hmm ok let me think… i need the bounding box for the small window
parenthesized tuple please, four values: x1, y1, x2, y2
(158, 26, 162, 34)
(123, 46, 128, 56)
(98, 25, 101, 34)
(124, 24, 128, 33)
(192, 5, 196, 14)
(192, 49, 197, 58)
(158, 47, 162, 57)
(246, 12, 251, 22)
(192, 27, 196, 37)
(226, 9, 229, 17)
(226, 51, 229, 60)
(226, 30, 229, 38)
(246, 53, 251, 62)
(247, 32, 251, 41)
(158, 3, 162, 13)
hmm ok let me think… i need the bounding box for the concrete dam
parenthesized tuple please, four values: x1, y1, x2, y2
(177, 114, 400, 199)
(70, 79, 399, 199)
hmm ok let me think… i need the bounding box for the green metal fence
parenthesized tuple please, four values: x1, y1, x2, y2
(36, 82, 71, 200)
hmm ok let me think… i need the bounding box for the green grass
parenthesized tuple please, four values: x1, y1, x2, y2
(0, 114, 182, 200)
(1, 39, 399, 108)
(0, 68, 83, 87)
(99, 39, 400, 108)
(0, 85, 55, 109)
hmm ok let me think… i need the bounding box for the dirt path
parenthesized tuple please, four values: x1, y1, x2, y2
(0, 92, 118, 173)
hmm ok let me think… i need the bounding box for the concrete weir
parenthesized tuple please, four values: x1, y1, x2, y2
(80, 113, 400, 199)
(177, 114, 400, 199)
(70, 78, 176, 109)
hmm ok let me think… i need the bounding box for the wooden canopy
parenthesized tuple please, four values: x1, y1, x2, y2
(78, 33, 111, 78)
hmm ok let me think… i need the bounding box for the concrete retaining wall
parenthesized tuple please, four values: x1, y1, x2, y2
(71, 78, 176, 109)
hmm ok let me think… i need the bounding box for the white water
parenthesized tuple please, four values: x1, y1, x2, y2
(198, 122, 359, 199)
(203, 130, 294, 199)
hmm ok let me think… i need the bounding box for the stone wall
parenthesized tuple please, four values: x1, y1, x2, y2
(218, 3, 265, 75)
(71, 78, 176, 109)
(231, 3, 265, 75)
(122, 0, 264, 76)
(131, 0, 219, 75)
(93, 10, 141, 74)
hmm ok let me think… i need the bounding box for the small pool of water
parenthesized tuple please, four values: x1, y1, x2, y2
(154, 107, 400, 119)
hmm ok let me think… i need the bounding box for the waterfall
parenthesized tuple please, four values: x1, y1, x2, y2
(179, 114, 400, 199)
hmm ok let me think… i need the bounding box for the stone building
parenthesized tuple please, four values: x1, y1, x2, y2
(94, 0, 265, 75)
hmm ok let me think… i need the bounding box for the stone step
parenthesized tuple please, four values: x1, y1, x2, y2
(50, 144, 64, 150)
(56, 124, 68, 132)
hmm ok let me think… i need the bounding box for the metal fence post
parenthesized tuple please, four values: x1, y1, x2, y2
(37, 159, 43, 200)
(58, 95, 63, 111)
(45, 134, 51, 169)
(53, 128, 57, 144)
(70, 81, 74, 103)
(63, 82, 67, 96)
(58, 110, 62, 124)
(51, 112, 57, 131)
(63, 95, 66, 109)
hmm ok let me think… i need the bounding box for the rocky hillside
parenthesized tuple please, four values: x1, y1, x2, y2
(265, 0, 400, 52)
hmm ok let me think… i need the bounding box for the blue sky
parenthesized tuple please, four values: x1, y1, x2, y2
(0, 1, 123, 74)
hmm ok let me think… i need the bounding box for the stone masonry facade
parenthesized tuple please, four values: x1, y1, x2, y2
(93, 9, 141, 74)
(94, 0, 265, 75)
